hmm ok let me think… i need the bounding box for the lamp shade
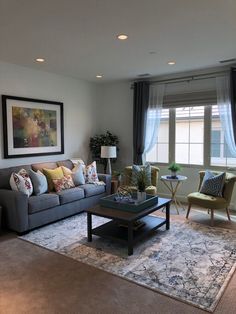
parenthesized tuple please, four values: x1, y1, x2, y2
(101, 146, 117, 158)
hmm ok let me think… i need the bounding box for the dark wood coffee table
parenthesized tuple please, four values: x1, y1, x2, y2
(86, 197, 171, 255)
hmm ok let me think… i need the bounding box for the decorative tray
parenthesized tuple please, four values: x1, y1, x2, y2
(99, 193, 159, 212)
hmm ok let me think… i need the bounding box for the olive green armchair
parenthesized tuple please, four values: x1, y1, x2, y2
(122, 165, 160, 195)
(186, 171, 236, 226)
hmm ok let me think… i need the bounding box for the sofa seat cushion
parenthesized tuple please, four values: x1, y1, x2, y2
(79, 184, 105, 197)
(187, 192, 227, 209)
(28, 193, 60, 214)
(57, 187, 85, 205)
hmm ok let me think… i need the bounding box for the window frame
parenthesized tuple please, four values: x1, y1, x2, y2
(145, 104, 236, 170)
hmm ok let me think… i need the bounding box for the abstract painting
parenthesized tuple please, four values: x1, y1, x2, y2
(2, 95, 64, 158)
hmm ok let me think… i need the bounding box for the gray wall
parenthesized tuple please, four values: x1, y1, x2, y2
(0, 61, 97, 168)
(96, 79, 236, 209)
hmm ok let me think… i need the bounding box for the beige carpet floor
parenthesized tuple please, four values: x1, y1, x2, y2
(0, 206, 236, 314)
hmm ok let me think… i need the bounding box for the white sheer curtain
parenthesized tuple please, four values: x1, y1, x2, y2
(216, 76, 236, 156)
(143, 84, 165, 162)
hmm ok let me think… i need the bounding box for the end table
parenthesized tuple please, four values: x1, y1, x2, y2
(161, 175, 187, 214)
(111, 180, 120, 194)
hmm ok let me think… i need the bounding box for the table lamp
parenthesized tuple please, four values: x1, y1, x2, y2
(101, 146, 117, 175)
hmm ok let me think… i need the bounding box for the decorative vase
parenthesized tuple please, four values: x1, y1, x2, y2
(137, 191, 146, 202)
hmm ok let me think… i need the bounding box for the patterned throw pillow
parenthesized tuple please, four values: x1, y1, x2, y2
(10, 169, 33, 197)
(43, 167, 64, 191)
(200, 171, 225, 197)
(132, 164, 152, 186)
(52, 175, 75, 192)
(84, 161, 99, 184)
(61, 165, 85, 185)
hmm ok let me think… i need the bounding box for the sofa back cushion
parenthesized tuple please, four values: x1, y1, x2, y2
(31, 162, 58, 172)
(57, 160, 74, 170)
(0, 165, 32, 189)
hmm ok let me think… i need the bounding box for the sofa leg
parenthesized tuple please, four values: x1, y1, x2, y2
(186, 204, 191, 219)
(210, 209, 214, 227)
(226, 207, 231, 221)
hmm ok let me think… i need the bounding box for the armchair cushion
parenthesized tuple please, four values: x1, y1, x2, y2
(188, 192, 227, 209)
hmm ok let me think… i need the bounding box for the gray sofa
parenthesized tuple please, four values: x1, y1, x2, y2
(0, 159, 111, 234)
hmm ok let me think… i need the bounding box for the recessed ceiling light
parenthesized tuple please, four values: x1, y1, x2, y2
(96, 75, 103, 78)
(117, 34, 128, 40)
(35, 58, 45, 63)
(167, 61, 176, 65)
(149, 51, 157, 55)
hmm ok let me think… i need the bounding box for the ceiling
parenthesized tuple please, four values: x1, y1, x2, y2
(0, 0, 235, 82)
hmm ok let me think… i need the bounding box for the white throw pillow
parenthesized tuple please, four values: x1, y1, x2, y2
(84, 161, 99, 184)
(10, 169, 33, 197)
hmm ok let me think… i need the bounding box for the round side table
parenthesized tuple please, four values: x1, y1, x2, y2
(161, 175, 187, 214)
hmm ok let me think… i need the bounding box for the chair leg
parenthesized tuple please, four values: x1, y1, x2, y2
(210, 209, 214, 227)
(226, 207, 231, 221)
(186, 204, 191, 219)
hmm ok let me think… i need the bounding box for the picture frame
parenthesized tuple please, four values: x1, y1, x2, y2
(2, 95, 64, 158)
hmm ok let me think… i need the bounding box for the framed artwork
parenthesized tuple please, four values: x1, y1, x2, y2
(2, 95, 64, 158)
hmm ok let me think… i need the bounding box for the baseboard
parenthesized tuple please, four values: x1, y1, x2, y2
(158, 192, 236, 211)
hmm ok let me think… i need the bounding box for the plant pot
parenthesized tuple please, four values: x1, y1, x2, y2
(137, 191, 146, 202)
(171, 171, 177, 178)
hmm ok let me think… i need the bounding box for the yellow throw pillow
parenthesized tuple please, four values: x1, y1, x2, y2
(43, 167, 64, 191)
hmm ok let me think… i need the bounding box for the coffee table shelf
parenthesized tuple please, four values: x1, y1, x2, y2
(86, 197, 171, 255)
(92, 216, 166, 244)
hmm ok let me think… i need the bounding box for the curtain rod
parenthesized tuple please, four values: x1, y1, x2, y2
(149, 70, 229, 85)
(131, 69, 230, 88)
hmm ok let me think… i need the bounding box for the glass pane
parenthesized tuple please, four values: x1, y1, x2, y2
(189, 144, 203, 165)
(189, 120, 204, 143)
(158, 120, 169, 142)
(145, 109, 169, 163)
(176, 121, 189, 143)
(146, 145, 157, 162)
(211, 143, 221, 158)
(176, 143, 189, 164)
(211, 144, 226, 166)
(175, 106, 203, 164)
(156, 143, 169, 163)
(210, 105, 236, 166)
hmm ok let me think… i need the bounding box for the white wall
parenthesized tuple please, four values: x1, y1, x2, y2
(97, 80, 236, 209)
(0, 61, 97, 168)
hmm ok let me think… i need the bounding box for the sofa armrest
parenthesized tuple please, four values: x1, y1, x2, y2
(0, 189, 29, 233)
(98, 174, 111, 194)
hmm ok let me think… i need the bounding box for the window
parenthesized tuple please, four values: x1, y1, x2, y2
(175, 107, 204, 165)
(211, 105, 236, 167)
(146, 103, 236, 168)
(146, 109, 169, 163)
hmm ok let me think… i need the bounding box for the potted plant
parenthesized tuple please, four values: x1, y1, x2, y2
(133, 168, 150, 202)
(89, 131, 119, 173)
(168, 162, 181, 178)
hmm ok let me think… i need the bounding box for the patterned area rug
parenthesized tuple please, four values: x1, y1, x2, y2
(20, 213, 236, 312)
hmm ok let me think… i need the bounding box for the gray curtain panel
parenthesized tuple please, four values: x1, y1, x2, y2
(133, 81, 150, 164)
(230, 67, 236, 145)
